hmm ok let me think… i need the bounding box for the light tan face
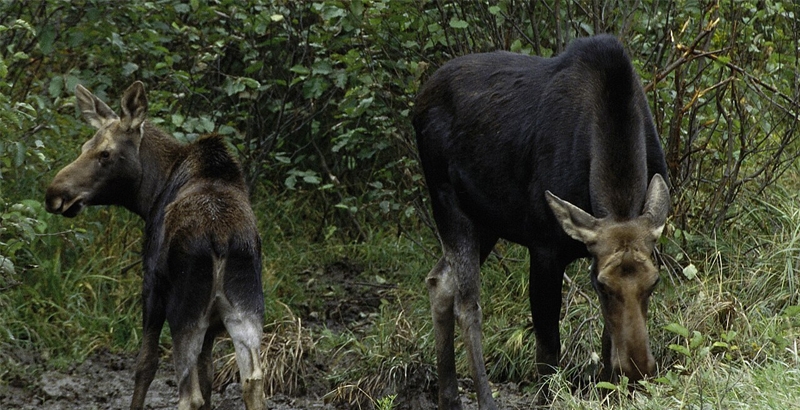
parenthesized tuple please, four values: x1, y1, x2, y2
(545, 173, 670, 382)
(588, 221, 660, 381)
(45, 121, 142, 216)
(45, 82, 147, 217)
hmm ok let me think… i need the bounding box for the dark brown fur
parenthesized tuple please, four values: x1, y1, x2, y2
(414, 35, 670, 409)
(45, 82, 265, 410)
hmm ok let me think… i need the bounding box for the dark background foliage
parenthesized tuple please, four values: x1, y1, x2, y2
(1, 1, 799, 403)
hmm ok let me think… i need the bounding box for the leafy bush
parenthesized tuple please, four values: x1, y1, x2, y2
(1, 1, 799, 405)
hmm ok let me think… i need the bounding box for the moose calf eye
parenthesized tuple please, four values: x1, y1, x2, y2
(100, 151, 110, 159)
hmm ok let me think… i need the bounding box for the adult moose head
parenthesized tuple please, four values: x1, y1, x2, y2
(46, 81, 266, 410)
(414, 34, 670, 409)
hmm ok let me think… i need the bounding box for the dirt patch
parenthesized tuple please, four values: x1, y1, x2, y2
(0, 260, 537, 409)
(297, 259, 394, 333)
(0, 348, 337, 410)
(0, 348, 534, 409)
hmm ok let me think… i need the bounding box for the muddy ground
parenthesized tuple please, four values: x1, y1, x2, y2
(0, 349, 533, 409)
(0, 261, 536, 409)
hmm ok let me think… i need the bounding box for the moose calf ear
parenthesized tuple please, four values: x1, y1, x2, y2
(545, 191, 600, 244)
(75, 84, 119, 129)
(119, 81, 148, 131)
(641, 174, 670, 239)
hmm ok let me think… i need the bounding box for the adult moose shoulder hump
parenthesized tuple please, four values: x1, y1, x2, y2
(414, 34, 670, 409)
(45, 81, 266, 410)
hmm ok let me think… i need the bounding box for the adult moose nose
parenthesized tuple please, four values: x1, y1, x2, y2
(612, 342, 655, 383)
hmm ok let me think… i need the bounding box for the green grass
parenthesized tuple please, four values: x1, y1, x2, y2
(2, 178, 800, 408)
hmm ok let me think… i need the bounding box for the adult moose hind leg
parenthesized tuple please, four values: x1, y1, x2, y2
(426, 256, 459, 409)
(426, 187, 499, 410)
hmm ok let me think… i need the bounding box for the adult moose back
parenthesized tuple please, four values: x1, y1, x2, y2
(45, 81, 265, 410)
(414, 35, 670, 409)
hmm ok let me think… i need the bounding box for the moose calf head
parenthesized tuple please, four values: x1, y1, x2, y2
(45, 82, 148, 217)
(546, 174, 669, 382)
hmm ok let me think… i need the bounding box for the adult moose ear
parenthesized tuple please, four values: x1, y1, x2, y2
(640, 174, 670, 239)
(119, 81, 148, 132)
(545, 191, 600, 244)
(75, 84, 119, 129)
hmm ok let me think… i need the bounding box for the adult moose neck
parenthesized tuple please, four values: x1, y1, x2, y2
(585, 45, 650, 220)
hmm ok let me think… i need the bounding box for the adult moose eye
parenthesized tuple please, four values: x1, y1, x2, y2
(99, 150, 111, 161)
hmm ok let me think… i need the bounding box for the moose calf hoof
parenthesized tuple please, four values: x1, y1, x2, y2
(243, 377, 265, 410)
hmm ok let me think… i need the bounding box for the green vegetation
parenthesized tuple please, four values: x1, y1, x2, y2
(1, 0, 798, 408)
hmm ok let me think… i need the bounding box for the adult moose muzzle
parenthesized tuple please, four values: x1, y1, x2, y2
(414, 34, 670, 409)
(46, 81, 266, 410)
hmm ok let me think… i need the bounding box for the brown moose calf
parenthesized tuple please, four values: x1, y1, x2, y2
(45, 81, 265, 410)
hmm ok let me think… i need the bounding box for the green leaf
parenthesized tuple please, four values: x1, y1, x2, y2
(0, 254, 15, 275)
(14, 141, 25, 167)
(224, 79, 246, 96)
(199, 116, 214, 132)
(596, 381, 618, 391)
(682, 263, 698, 280)
(350, 0, 364, 17)
(122, 62, 139, 76)
(312, 60, 333, 75)
(668, 344, 691, 356)
(48, 76, 63, 98)
(689, 331, 705, 349)
(711, 341, 729, 350)
(284, 175, 297, 189)
(783, 305, 800, 317)
(290, 65, 310, 76)
(664, 322, 689, 338)
(449, 18, 468, 29)
(38, 25, 56, 54)
(171, 113, 184, 127)
(510, 39, 523, 52)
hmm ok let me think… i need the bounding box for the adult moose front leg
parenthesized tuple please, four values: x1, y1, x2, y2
(528, 246, 571, 377)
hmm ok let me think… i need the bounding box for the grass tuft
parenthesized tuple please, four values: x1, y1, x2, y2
(214, 305, 314, 396)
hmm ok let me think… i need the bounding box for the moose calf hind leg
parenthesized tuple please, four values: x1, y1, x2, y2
(173, 326, 208, 410)
(226, 313, 265, 410)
